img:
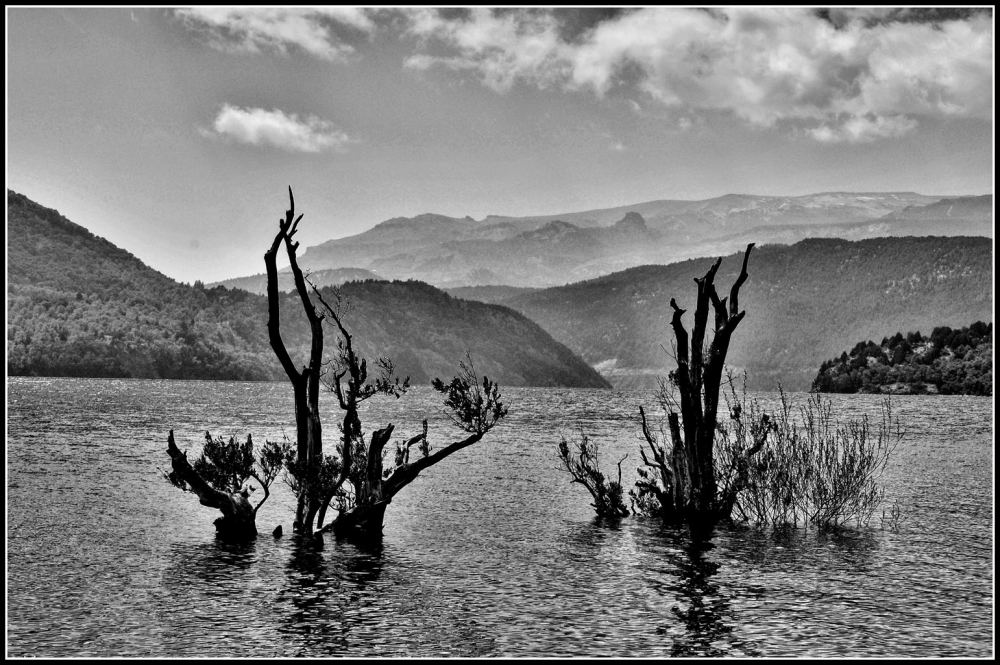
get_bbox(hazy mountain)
[289,192,990,288]
[208,267,381,295]
[497,236,993,392]
[884,194,992,222]
[6,190,609,388]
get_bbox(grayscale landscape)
[6,6,994,659]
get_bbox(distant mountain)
[812,321,992,396]
[208,267,380,295]
[883,194,992,222]
[288,192,991,288]
[497,236,993,391]
[6,190,609,388]
[298,210,662,287]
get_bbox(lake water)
[6,377,994,657]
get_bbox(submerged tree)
[559,244,757,524]
[557,431,629,518]
[628,244,756,523]
[165,431,291,538]
[561,243,903,529]
[266,188,508,538]
[166,188,508,540]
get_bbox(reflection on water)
[7,378,994,657]
[278,537,386,657]
[656,528,753,657]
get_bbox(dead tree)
[315,346,508,539]
[266,188,508,538]
[264,187,331,534]
[630,243,756,524]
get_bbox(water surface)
[6,378,993,657]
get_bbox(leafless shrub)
[716,374,903,528]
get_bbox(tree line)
[811,321,992,395]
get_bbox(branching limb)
[165,430,256,534]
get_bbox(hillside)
[444,285,540,304]
[498,237,993,391]
[812,322,992,395]
[6,190,610,388]
[285,192,991,288]
[207,267,380,295]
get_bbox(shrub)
[716,376,902,528]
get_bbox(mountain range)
[7,190,609,388]
[462,236,993,391]
[9,189,992,393]
[223,191,994,289]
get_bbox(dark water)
[6,377,994,657]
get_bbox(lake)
[6,377,994,657]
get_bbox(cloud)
[808,114,918,143]
[206,105,352,153]
[403,8,993,141]
[404,8,569,92]
[174,7,376,60]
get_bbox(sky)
[6,7,995,284]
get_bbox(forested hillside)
[503,237,993,391]
[207,267,380,295]
[6,190,610,388]
[812,322,992,395]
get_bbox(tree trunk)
[264,188,327,535]
[328,500,391,540]
[320,424,481,539]
[639,243,755,524]
[166,430,257,539]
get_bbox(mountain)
[444,285,540,304]
[208,267,380,295]
[287,192,991,288]
[496,236,993,391]
[298,210,663,287]
[6,190,610,388]
[883,194,992,222]
[811,321,992,396]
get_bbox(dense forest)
[6,190,609,388]
[502,236,993,391]
[811,322,993,395]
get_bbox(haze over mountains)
[7,190,609,388]
[209,191,992,291]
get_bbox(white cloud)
[404,8,568,92]
[809,114,919,143]
[207,105,352,153]
[174,7,376,60]
[403,8,993,142]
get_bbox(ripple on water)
[6,378,994,657]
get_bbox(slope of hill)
[812,322,992,395]
[6,190,610,388]
[207,267,380,295]
[444,285,540,304]
[286,192,990,288]
[500,237,993,391]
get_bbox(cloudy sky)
[7,7,994,283]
